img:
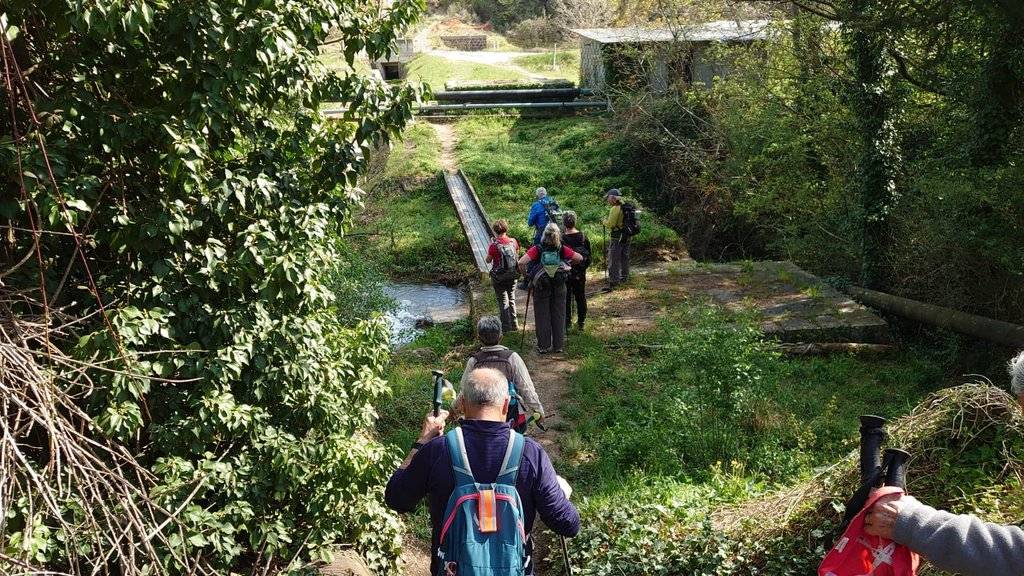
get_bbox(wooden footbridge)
[443,169,494,274]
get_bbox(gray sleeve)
[510,352,544,416]
[893,498,1024,576]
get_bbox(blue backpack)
[437,428,527,576]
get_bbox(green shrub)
[507,18,564,48]
[1,0,421,572]
[565,302,944,488]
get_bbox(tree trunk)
[970,22,1022,165]
[847,0,902,289]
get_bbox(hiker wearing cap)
[862,491,1024,575]
[603,188,630,291]
[486,219,521,332]
[527,187,556,246]
[384,367,580,576]
[518,223,584,354]
[459,316,544,431]
[561,211,591,332]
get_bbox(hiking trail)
[432,122,458,172]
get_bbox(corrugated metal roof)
[572,19,774,44]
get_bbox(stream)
[383,283,469,347]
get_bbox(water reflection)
[383,283,468,346]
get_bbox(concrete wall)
[690,44,731,88]
[440,35,488,51]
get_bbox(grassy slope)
[405,53,531,91]
[356,122,473,281]
[512,50,580,83]
[454,116,682,261]
[317,41,372,77]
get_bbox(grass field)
[404,53,531,91]
[512,50,580,83]
[454,116,682,261]
[355,122,474,281]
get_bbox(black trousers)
[565,274,587,328]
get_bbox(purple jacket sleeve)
[384,438,439,513]
[530,444,580,537]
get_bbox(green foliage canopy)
[2,0,422,572]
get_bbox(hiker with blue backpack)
[527,187,562,246]
[459,316,544,433]
[384,367,580,576]
[518,224,584,354]
[486,219,521,332]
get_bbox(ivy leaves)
[3,0,420,572]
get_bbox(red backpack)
[819,486,920,576]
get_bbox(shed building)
[372,37,422,80]
[573,20,773,93]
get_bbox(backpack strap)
[495,430,525,485]
[446,428,476,487]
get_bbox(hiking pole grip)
[431,370,444,417]
[859,415,887,485]
[883,448,911,490]
[842,415,888,526]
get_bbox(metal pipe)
[845,285,1024,347]
[434,88,593,102]
[415,101,609,113]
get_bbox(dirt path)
[432,121,458,172]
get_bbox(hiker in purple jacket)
[385,367,580,575]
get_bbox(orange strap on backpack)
[819,486,920,576]
[478,489,497,533]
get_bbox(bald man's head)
[463,367,510,408]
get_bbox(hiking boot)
[537,348,551,355]
[600,285,615,293]
[553,348,564,354]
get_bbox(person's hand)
[863,492,905,539]
[418,410,449,444]
[556,475,573,500]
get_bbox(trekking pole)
[602,224,608,281]
[431,370,444,417]
[882,448,911,489]
[560,535,574,576]
[520,287,533,351]
[842,415,888,525]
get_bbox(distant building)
[572,20,774,93]
[372,38,422,80]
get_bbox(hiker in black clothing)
[486,219,521,332]
[561,211,591,331]
[518,224,583,354]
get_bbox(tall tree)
[1,0,421,573]
[845,0,903,288]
